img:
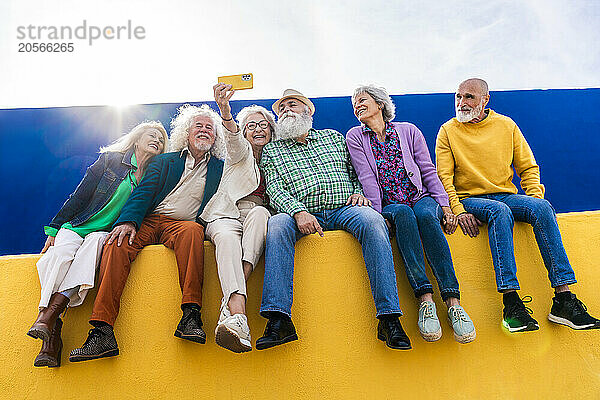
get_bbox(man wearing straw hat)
[256,89,412,351]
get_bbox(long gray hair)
[100,121,169,154]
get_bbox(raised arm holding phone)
[199,82,274,353]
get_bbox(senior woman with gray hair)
[201,83,274,353]
[27,121,168,367]
[346,85,476,344]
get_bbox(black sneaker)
[502,295,539,333]
[548,293,600,330]
[69,325,119,362]
[174,304,206,344]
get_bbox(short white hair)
[100,121,169,154]
[169,104,226,160]
[236,105,277,138]
[352,84,396,122]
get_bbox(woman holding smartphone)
[200,83,274,352]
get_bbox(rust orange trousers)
[90,214,205,326]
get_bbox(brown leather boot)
[34,318,63,367]
[27,292,69,342]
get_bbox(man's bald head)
[459,78,489,96]
[455,78,490,123]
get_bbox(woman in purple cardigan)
[346,85,475,344]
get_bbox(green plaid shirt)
[260,128,363,216]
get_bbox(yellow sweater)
[435,109,545,215]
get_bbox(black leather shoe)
[174,304,206,344]
[377,316,411,350]
[256,314,298,350]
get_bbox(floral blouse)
[366,123,419,207]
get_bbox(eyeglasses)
[245,120,270,131]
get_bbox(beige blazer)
[199,127,260,223]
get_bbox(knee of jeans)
[361,207,389,228]
[388,205,416,225]
[530,199,555,221]
[489,203,514,224]
[414,206,439,225]
[267,213,295,236]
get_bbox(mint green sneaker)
[447,305,476,344]
[418,301,442,342]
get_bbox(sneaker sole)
[255,333,298,350]
[69,348,119,363]
[419,327,442,342]
[215,324,252,353]
[454,329,476,344]
[547,313,600,330]
[502,319,539,333]
[174,329,206,344]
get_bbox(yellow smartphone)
[218,73,253,90]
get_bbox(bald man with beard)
[255,89,411,351]
[436,78,600,333]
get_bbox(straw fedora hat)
[272,89,315,116]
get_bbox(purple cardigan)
[346,122,450,213]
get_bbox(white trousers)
[36,228,108,309]
[205,202,270,301]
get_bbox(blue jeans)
[461,193,577,292]
[383,196,460,301]
[260,205,403,318]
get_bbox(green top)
[259,128,362,216]
[44,153,139,238]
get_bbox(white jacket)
[199,127,261,223]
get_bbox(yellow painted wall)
[1,211,599,399]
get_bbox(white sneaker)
[218,297,231,324]
[418,301,442,342]
[447,305,476,344]
[215,313,252,353]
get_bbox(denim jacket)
[48,149,136,230]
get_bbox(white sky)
[1,0,599,109]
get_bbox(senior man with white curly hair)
[70,104,226,362]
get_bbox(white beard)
[456,99,484,123]
[277,110,313,140]
[197,143,212,152]
[189,139,212,153]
